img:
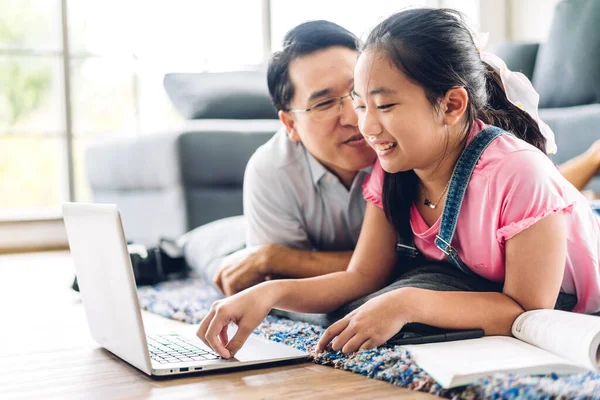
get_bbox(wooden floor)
[0,251,437,400]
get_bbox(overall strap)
[434,126,506,274]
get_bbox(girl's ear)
[279,110,301,142]
[441,87,469,126]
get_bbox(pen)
[388,329,484,345]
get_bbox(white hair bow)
[474,32,557,155]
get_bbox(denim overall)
[396,126,506,272]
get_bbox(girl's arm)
[271,202,399,313]
[317,212,567,353]
[197,202,399,358]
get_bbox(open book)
[404,309,600,388]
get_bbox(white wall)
[468,0,560,45]
[440,0,511,46]
[479,0,509,45]
[508,0,561,42]
[439,0,481,29]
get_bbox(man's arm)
[262,245,352,278]
[215,151,355,295]
[214,245,353,296]
[243,151,355,278]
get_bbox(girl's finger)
[218,323,229,347]
[358,338,379,352]
[196,308,216,346]
[331,322,358,352]
[316,318,350,353]
[341,333,368,355]
[205,311,232,358]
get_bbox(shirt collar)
[305,147,374,188]
[305,148,328,186]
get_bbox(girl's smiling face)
[352,49,450,174]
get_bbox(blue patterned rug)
[137,279,600,399]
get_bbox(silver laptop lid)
[62,202,152,374]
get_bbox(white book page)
[405,336,583,388]
[512,309,600,370]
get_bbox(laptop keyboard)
[147,333,221,364]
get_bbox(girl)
[197,9,600,359]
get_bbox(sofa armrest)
[541,104,600,193]
[85,131,186,246]
[488,42,540,81]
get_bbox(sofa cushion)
[164,71,278,120]
[532,0,600,108]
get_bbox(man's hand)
[214,244,279,296]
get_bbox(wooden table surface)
[0,251,437,399]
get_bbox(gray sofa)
[85,0,599,246]
[491,0,600,190]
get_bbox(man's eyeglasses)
[288,93,353,121]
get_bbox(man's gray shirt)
[244,128,372,251]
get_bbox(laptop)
[62,202,307,377]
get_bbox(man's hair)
[267,20,359,112]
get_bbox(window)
[0,0,65,218]
[0,0,265,219]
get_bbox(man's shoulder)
[247,127,307,177]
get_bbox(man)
[211,20,376,297]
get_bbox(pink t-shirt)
[363,120,600,314]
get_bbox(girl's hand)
[316,289,410,354]
[196,283,276,358]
